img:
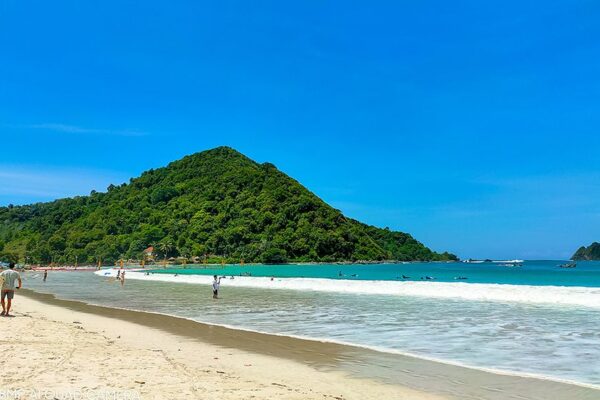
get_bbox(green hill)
[572,242,600,261]
[0,147,457,265]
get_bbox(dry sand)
[0,296,441,400]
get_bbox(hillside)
[0,147,457,265]
[572,242,600,261]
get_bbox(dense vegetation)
[572,243,600,261]
[0,147,457,265]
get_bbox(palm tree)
[157,240,174,260]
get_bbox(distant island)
[572,242,600,261]
[0,147,457,265]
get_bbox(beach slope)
[0,296,440,400]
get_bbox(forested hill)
[0,147,457,264]
[572,243,600,261]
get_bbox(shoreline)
[4,291,439,400]
[13,288,600,400]
[24,258,592,270]
[24,260,460,270]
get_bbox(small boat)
[558,262,577,269]
[500,262,522,267]
[494,259,524,264]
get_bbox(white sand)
[0,296,443,400]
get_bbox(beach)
[1,293,440,400]
[29,264,600,388]
[2,289,599,400]
[3,1,597,399]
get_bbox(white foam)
[96,269,600,309]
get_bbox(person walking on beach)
[212,275,221,299]
[1,263,22,317]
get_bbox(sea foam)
[96,269,600,309]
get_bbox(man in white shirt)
[212,275,221,299]
[1,263,22,317]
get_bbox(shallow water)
[22,261,600,388]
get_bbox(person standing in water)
[43,270,48,282]
[120,270,126,286]
[1,263,22,317]
[212,275,221,299]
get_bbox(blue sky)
[1,1,599,259]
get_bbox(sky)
[1,1,599,260]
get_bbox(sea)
[22,260,600,388]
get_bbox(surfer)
[1,263,22,317]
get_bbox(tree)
[157,239,174,260]
[261,248,288,264]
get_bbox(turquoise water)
[21,261,600,388]
[150,260,600,287]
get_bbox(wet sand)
[4,289,599,400]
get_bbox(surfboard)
[0,274,4,290]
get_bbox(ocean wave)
[33,280,600,390]
[96,269,600,309]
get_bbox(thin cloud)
[0,166,128,204]
[26,123,147,137]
